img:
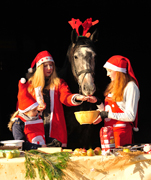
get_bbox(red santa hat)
[17,78,39,113]
[103,55,139,131]
[28,50,54,73]
[103,55,139,87]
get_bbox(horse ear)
[71,29,78,44]
[90,29,99,42]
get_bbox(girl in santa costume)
[26,50,97,147]
[93,55,140,148]
[8,78,47,150]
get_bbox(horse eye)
[74,55,78,59]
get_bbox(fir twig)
[24,150,71,180]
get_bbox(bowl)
[74,110,100,125]
[0,140,24,147]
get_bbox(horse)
[58,29,103,150]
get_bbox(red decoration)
[68,18,82,36]
[82,18,99,36]
[68,18,99,37]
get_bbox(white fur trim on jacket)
[49,87,55,136]
[71,94,83,105]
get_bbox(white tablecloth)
[0,153,151,180]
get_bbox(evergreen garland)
[24,150,71,180]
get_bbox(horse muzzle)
[79,73,96,96]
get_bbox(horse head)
[67,29,99,96]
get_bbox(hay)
[96,151,148,173]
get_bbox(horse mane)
[57,45,80,94]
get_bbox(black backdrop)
[0,1,150,144]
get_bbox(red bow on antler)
[68,18,99,37]
[68,18,82,36]
[82,18,99,36]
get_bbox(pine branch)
[24,150,71,180]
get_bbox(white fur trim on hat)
[36,56,54,68]
[103,62,127,73]
[28,67,33,73]
[18,102,39,113]
[20,78,26,84]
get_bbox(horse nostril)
[83,84,86,91]
[83,84,96,95]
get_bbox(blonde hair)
[28,63,60,96]
[8,111,19,131]
[104,72,135,101]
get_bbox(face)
[25,107,38,117]
[72,47,96,95]
[106,68,116,81]
[43,61,54,77]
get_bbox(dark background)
[0,1,150,144]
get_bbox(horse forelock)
[79,47,96,58]
[68,37,96,73]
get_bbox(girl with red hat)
[93,55,140,148]
[26,50,97,147]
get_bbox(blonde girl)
[26,51,97,147]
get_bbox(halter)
[77,69,94,94]
[72,45,94,94]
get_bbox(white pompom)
[28,67,33,73]
[133,127,139,132]
[20,78,26,84]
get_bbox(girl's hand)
[37,103,46,111]
[75,95,98,103]
[75,95,88,101]
[93,115,102,125]
[86,96,97,103]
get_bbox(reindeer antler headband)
[68,18,99,38]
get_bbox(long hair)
[28,63,60,96]
[8,110,19,131]
[104,71,136,101]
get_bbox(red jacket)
[16,79,80,147]
[46,79,80,147]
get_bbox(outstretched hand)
[75,95,88,101]
[75,95,98,103]
[86,95,97,103]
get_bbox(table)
[0,153,151,180]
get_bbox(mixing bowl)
[74,110,100,125]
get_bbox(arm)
[59,79,101,106]
[58,79,84,106]
[12,119,42,150]
[93,82,140,124]
[108,82,140,122]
